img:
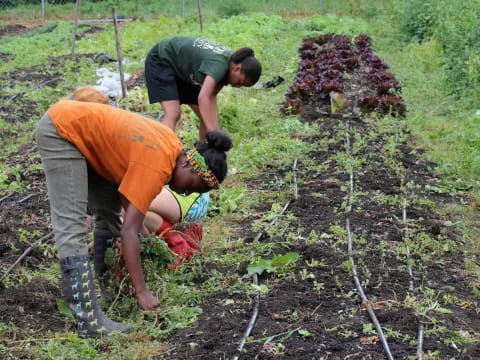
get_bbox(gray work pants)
[36,112,122,258]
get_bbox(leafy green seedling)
[248,252,300,276]
[56,298,74,318]
[298,329,314,338]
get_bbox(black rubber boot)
[93,233,117,302]
[61,255,131,336]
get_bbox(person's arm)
[120,195,150,237]
[121,199,160,310]
[197,75,223,139]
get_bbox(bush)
[435,0,480,98]
[217,0,247,18]
[398,0,437,42]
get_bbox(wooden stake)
[197,0,203,32]
[112,7,127,99]
[71,0,81,55]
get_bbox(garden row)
[167,34,480,358]
[281,33,406,117]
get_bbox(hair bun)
[206,131,233,152]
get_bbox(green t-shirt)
[156,36,233,87]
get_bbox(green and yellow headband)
[186,149,220,190]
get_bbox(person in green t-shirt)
[145,36,262,140]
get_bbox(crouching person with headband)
[143,151,212,269]
[36,98,232,336]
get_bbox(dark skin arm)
[120,195,160,310]
[119,196,150,237]
[197,75,223,140]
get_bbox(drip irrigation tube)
[0,231,54,283]
[402,196,424,359]
[232,158,298,360]
[402,198,414,292]
[8,77,62,102]
[417,325,424,360]
[17,193,39,204]
[0,192,14,203]
[344,122,394,360]
[293,158,298,199]
[231,273,259,360]
[395,116,424,359]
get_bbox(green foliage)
[218,102,240,133]
[42,333,98,360]
[1,2,480,358]
[298,328,314,338]
[56,298,74,318]
[433,0,480,98]
[248,252,300,276]
[140,235,176,274]
[398,0,436,42]
[209,187,245,216]
[0,164,25,192]
[390,0,480,101]
[217,0,247,18]
[307,14,370,38]
[0,22,74,73]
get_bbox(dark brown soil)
[0,277,65,335]
[0,24,29,38]
[125,69,146,89]
[152,41,480,359]
[159,128,480,359]
[1,32,479,360]
[0,52,15,62]
[75,24,105,40]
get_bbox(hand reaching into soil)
[137,289,160,310]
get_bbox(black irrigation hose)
[232,158,297,360]
[0,192,40,205]
[17,193,39,204]
[7,77,63,101]
[344,121,394,360]
[231,270,259,360]
[0,231,54,283]
[0,192,14,203]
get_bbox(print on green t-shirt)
[157,36,233,86]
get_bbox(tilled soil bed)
[1,32,479,360]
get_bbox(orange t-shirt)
[48,100,183,215]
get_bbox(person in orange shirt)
[36,99,232,336]
[70,86,208,275]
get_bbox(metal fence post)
[42,0,47,20]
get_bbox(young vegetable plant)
[248,252,300,278]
